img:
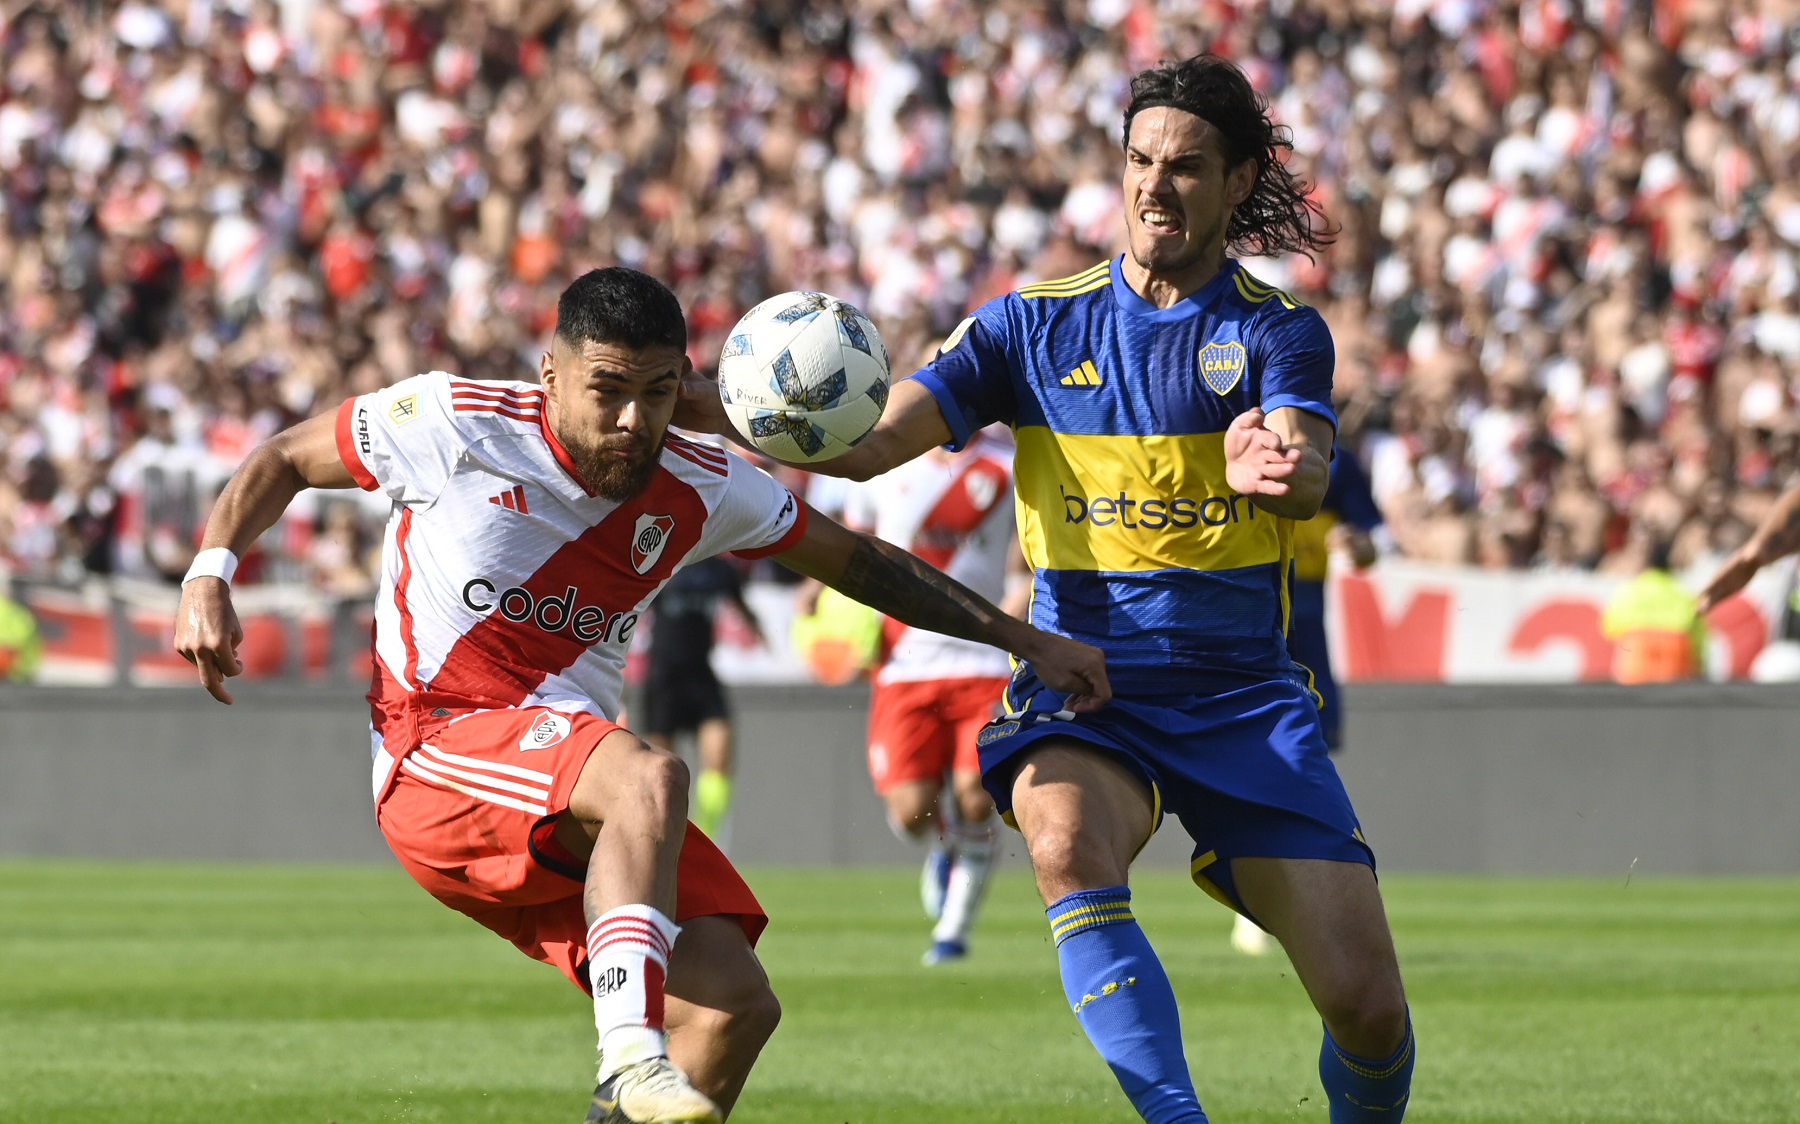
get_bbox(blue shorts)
[977,667,1374,918]
[1288,580,1341,750]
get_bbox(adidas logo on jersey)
[1060,360,1102,387]
[488,485,530,513]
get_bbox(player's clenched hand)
[174,578,245,704]
[1018,630,1111,713]
[672,367,731,436]
[1223,408,1304,496]
[1697,543,1765,615]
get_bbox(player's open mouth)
[1140,207,1183,235]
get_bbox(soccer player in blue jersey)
[686,54,1413,1123]
[1233,443,1382,956]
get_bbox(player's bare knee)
[731,982,782,1048]
[687,982,781,1053]
[1023,822,1118,898]
[887,792,936,833]
[643,750,691,814]
[1319,982,1408,1055]
[955,787,994,825]
[612,744,690,825]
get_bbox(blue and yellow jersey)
[1291,446,1382,583]
[911,256,1336,693]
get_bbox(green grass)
[1,863,1796,1122]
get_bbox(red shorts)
[376,707,767,993]
[865,676,1011,794]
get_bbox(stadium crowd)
[1,0,1797,588]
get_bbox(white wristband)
[182,547,240,586]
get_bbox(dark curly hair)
[1123,55,1335,259]
[557,267,688,352]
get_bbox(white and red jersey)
[843,439,1014,685]
[334,372,806,761]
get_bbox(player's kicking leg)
[566,728,735,1124]
[1233,858,1413,1121]
[1010,743,1209,1124]
[588,915,781,1122]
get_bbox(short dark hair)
[556,267,688,352]
[1123,55,1334,259]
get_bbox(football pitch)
[1,862,1796,1123]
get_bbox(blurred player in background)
[685,54,1414,1124]
[840,430,1023,965]
[1232,444,1382,956]
[639,556,762,839]
[175,267,1110,1124]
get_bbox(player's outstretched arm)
[1698,482,1800,613]
[676,372,951,481]
[773,504,1111,711]
[1224,406,1334,520]
[174,410,358,704]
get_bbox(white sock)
[587,905,680,1080]
[932,816,997,945]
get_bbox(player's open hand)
[174,578,245,704]
[672,367,731,436]
[1019,629,1111,713]
[1697,542,1765,615]
[1223,408,1303,496]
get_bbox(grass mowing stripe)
[0,861,1796,1122]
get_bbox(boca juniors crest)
[631,513,677,574]
[1198,341,1247,395]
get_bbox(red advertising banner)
[1326,561,1791,683]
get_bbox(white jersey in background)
[334,372,805,769]
[842,439,1015,684]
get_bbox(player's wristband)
[182,548,239,586]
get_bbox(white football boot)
[586,1057,722,1124]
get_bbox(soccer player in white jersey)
[173,268,1110,1124]
[840,433,1022,965]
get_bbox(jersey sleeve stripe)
[731,493,809,559]
[668,435,729,465]
[334,398,380,491]
[451,389,544,412]
[1021,274,1112,300]
[1018,260,1110,296]
[449,380,545,400]
[666,441,729,476]
[454,403,543,424]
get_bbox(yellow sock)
[695,769,733,836]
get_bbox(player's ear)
[1226,158,1256,208]
[539,349,556,389]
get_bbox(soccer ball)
[716,291,891,464]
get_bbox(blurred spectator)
[1601,532,1707,683]
[3,0,1799,590]
[0,585,39,681]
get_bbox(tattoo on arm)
[834,535,1012,647]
